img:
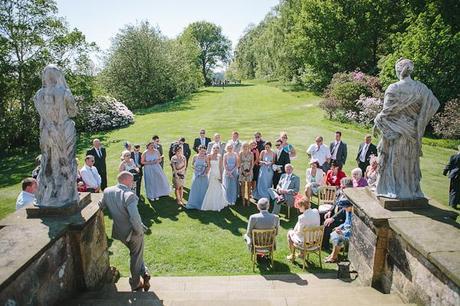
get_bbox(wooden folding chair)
[291,226,324,271]
[251,228,277,271]
[317,186,337,211]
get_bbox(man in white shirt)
[306,136,331,172]
[207,133,225,155]
[286,196,320,261]
[16,178,38,210]
[193,129,211,153]
[356,134,378,175]
[228,131,242,154]
[329,131,347,166]
[80,155,102,193]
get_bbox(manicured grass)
[0,81,456,276]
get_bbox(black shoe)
[142,273,151,292]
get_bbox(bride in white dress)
[201,144,229,211]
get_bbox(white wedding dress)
[201,158,228,211]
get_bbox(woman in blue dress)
[252,142,276,200]
[141,141,171,201]
[223,142,239,205]
[186,145,209,210]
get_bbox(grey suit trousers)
[122,233,148,287]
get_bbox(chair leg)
[319,251,322,269]
[302,253,306,271]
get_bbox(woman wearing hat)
[305,159,325,198]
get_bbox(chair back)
[318,186,337,205]
[252,228,276,249]
[302,226,324,250]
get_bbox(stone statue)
[34,64,79,207]
[374,58,439,200]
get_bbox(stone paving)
[68,273,415,306]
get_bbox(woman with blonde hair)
[286,196,320,261]
[239,141,254,206]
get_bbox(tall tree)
[0,0,96,150]
[182,21,231,85]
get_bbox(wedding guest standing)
[239,142,254,206]
[254,132,265,153]
[228,131,242,154]
[142,141,170,202]
[169,137,191,167]
[356,135,377,176]
[223,143,239,205]
[307,136,331,172]
[253,142,276,200]
[171,145,187,206]
[273,138,291,187]
[86,139,107,190]
[250,140,261,191]
[329,131,347,166]
[280,131,296,159]
[119,150,139,173]
[80,155,102,193]
[207,133,225,155]
[152,135,164,168]
[443,145,460,209]
[305,159,325,198]
[193,129,211,153]
[131,144,143,197]
[16,178,38,210]
[186,145,209,210]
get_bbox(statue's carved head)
[42,64,68,88]
[395,58,414,80]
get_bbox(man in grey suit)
[329,131,347,166]
[99,171,150,291]
[244,198,280,250]
[228,131,242,154]
[207,133,226,155]
[269,164,300,215]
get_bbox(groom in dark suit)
[329,131,347,167]
[193,129,211,153]
[86,138,107,190]
[356,135,378,175]
[131,144,143,197]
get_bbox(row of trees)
[232,0,460,105]
[0,0,232,153]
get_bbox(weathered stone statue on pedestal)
[373,58,439,208]
[34,64,79,208]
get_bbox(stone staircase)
[67,273,414,306]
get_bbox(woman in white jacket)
[305,159,325,197]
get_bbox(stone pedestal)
[26,192,92,218]
[0,193,110,306]
[377,196,429,210]
[344,187,460,306]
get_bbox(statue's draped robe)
[35,86,79,206]
[374,79,439,199]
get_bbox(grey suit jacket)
[276,173,300,206]
[245,210,279,246]
[100,184,146,242]
[330,141,347,165]
[207,141,226,155]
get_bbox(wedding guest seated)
[16,178,38,210]
[268,164,300,215]
[325,201,353,263]
[80,155,102,193]
[286,196,320,261]
[76,158,86,192]
[32,154,41,179]
[322,178,353,251]
[324,161,346,187]
[365,155,378,190]
[305,159,324,198]
[244,198,280,251]
[351,167,368,187]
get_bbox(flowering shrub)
[431,98,460,139]
[76,96,134,132]
[320,70,383,126]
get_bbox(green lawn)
[0,81,456,276]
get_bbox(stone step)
[68,275,414,306]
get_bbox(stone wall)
[0,194,110,306]
[345,188,460,306]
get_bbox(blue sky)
[56,0,279,51]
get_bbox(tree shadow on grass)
[0,152,37,188]
[134,95,197,116]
